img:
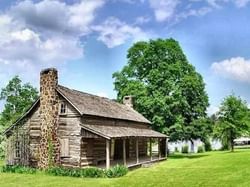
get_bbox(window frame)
[15,141,21,158]
[60,102,67,115]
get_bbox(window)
[15,141,20,158]
[60,102,67,114]
[60,138,69,157]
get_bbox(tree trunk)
[231,139,234,152]
[190,139,194,153]
[229,130,234,152]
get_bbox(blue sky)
[0,0,250,115]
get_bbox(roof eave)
[3,98,40,135]
[81,124,111,139]
[56,88,83,115]
[81,124,168,139]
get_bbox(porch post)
[106,139,110,169]
[123,139,126,166]
[136,138,139,164]
[111,139,115,161]
[158,138,161,159]
[166,138,168,157]
[150,138,153,161]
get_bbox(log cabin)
[4,68,167,169]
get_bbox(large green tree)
[0,76,38,127]
[113,39,209,142]
[0,76,39,158]
[214,95,250,151]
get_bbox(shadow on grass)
[168,154,209,159]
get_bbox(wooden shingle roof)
[57,85,151,124]
[81,124,167,139]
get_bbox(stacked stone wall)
[38,68,60,169]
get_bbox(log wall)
[58,96,81,167]
[80,137,107,167]
[6,96,157,168]
[29,105,41,166]
[6,104,40,167]
[6,96,83,168]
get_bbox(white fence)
[168,139,222,153]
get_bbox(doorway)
[114,139,129,159]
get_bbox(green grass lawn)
[1,149,250,187]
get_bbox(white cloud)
[148,0,250,24]
[177,7,212,20]
[149,0,180,22]
[11,29,39,42]
[234,0,250,7]
[206,0,225,8]
[191,0,250,8]
[135,16,151,25]
[211,57,250,83]
[189,0,229,8]
[92,17,151,48]
[0,0,104,86]
[112,0,145,3]
[10,0,104,35]
[206,0,250,8]
[69,0,104,33]
[207,105,219,115]
[148,0,219,23]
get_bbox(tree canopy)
[214,95,250,151]
[113,38,209,141]
[0,76,38,158]
[0,76,38,127]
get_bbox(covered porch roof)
[81,124,167,139]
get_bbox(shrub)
[197,146,205,153]
[220,137,230,151]
[181,145,189,154]
[45,167,82,177]
[204,141,212,152]
[81,167,105,178]
[174,147,179,153]
[105,165,128,178]
[1,165,36,174]
[1,164,127,178]
[50,165,128,178]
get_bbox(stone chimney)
[38,68,60,169]
[123,96,134,108]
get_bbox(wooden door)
[114,139,122,159]
[114,139,129,159]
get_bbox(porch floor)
[98,155,166,169]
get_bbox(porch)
[81,124,168,169]
[98,155,167,169]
